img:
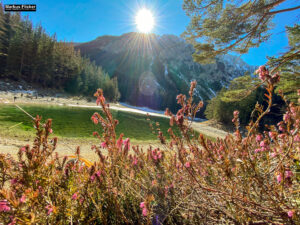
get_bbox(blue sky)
[2,0,300,66]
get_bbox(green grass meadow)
[0,104,176,141]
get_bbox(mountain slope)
[76,32,255,114]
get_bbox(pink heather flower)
[79,198,84,204]
[256,134,263,142]
[164,109,169,116]
[78,166,84,173]
[132,157,138,166]
[294,135,300,142]
[0,200,11,212]
[117,138,123,149]
[242,138,247,145]
[259,73,265,81]
[90,175,95,182]
[91,115,98,125]
[290,107,296,114]
[260,141,266,148]
[20,146,26,152]
[96,96,105,105]
[279,125,285,132]
[288,210,294,218]
[268,132,275,139]
[278,134,286,139]
[49,129,53,134]
[233,110,239,117]
[271,152,277,158]
[285,170,293,178]
[255,148,261,153]
[255,66,263,75]
[45,204,54,215]
[140,202,145,208]
[100,142,107,148]
[123,138,130,149]
[10,178,18,185]
[96,97,101,105]
[142,207,148,217]
[277,174,282,183]
[72,192,78,200]
[283,113,290,122]
[96,171,101,177]
[298,89,300,96]
[157,152,162,159]
[151,180,156,186]
[20,194,26,203]
[185,162,191,168]
[255,65,269,81]
[234,130,240,138]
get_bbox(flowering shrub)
[0,67,299,224]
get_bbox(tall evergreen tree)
[270,25,300,102]
[0,5,11,75]
[182,0,300,64]
[0,9,120,101]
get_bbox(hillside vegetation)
[0,5,120,101]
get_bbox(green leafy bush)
[205,75,264,125]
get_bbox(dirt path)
[0,136,98,160]
[0,135,163,161]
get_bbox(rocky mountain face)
[75,32,255,114]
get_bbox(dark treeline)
[0,4,120,101]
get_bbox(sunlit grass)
[0,104,177,141]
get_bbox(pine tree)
[5,13,23,79]
[1,10,120,101]
[0,3,6,75]
[182,0,300,64]
[271,25,300,102]
[0,5,12,76]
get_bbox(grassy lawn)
[0,104,177,141]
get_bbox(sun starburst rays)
[135,8,155,33]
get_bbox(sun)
[135,8,155,33]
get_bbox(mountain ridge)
[75,32,256,114]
